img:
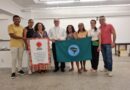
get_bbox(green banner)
[55,37,92,62]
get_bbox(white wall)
[0,0,24,17]
[0,15,130,43]
[34,16,130,43]
[0,0,130,43]
[0,19,11,40]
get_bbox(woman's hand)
[97,46,101,52]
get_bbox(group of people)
[8,15,116,79]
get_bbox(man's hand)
[22,37,27,42]
[51,39,55,42]
[57,39,61,41]
[111,42,115,48]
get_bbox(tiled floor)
[0,56,130,90]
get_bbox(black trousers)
[91,46,99,70]
[52,43,65,70]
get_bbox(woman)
[77,23,88,72]
[32,22,49,73]
[23,19,35,74]
[88,19,100,72]
[33,22,48,38]
[66,25,81,73]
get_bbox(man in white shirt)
[49,19,66,72]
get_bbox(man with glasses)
[49,19,66,72]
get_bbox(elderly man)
[49,19,66,72]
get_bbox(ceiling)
[12,0,130,9]
[6,0,130,19]
[0,9,13,15]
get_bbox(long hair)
[78,23,86,33]
[34,22,45,32]
[90,19,97,32]
[66,25,75,35]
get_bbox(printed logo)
[36,42,42,50]
[68,45,80,57]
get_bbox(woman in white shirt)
[88,19,101,72]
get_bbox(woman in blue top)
[32,22,49,73]
[66,25,81,73]
[33,22,48,38]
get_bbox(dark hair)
[99,16,106,21]
[28,19,33,22]
[66,25,75,34]
[90,19,97,31]
[78,23,86,33]
[13,15,20,20]
[34,22,45,32]
[99,15,105,18]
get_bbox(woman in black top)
[23,19,34,74]
[24,19,34,39]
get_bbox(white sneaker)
[90,69,97,73]
[28,70,32,75]
[100,68,108,72]
[107,71,113,77]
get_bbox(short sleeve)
[8,25,14,34]
[97,28,101,34]
[88,30,91,37]
[44,31,48,38]
[48,28,53,39]
[60,28,66,40]
[86,31,88,37]
[110,24,115,33]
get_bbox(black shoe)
[42,70,48,73]
[38,70,42,74]
[61,69,65,72]
[11,73,16,79]
[53,69,59,72]
[18,70,24,75]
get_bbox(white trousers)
[26,50,31,72]
[11,47,24,73]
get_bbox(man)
[49,19,66,72]
[99,16,116,77]
[8,15,25,79]
[23,19,34,74]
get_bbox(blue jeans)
[101,44,113,71]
